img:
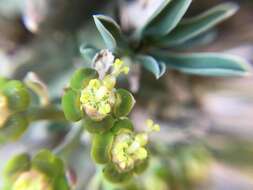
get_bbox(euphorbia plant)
[0,0,252,189]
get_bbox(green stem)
[87,167,103,190]
[28,106,66,122]
[53,125,83,157]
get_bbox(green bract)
[86,1,251,78]
[3,150,70,190]
[0,78,31,143]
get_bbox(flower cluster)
[62,50,160,183]
[0,78,31,143]
[2,150,70,190]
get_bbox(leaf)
[93,15,123,51]
[136,55,166,78]
[80,44,99,63]
[154,52,252,77]
[141,0,192,37]
[173,30,217,49]
[157,2,238,47]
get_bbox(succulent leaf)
[154,52,252,77]
[157,2,239,47]
[141,0,192,37]
[80,44,99,63]
[93,15,123,51]
[136,55,166,79]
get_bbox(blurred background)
[1,0,253,189]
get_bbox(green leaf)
[157,2,238,47]
[70,68,98,90]
[80,44,99,63]
[2,81,30,112]
[136,55,166,79]
[91,131,114,164]
[174,30,217,49]
[154,52,252,77]
[61,89,82,122]
[83,115,115,134]
[113,89,135,118]
[93,15,123,51]
[141,0,192,37]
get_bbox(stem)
[53,125,83,156]
[28,106,66,122]
[87,167,103,190]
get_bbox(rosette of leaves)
[81,0,251,79]
[61,65,135,134]
[0,77,31,143]
[91,118,150,183]
[2,149,70,190]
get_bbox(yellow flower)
[111,130,149,172]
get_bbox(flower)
[62,52,134,130]
[2,150,70,190]
[111,129,148,172]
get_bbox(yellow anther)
[112,58,129,77]
[88,79,101,89]
[146,119,160,132]
[135,148,148,160]
[135,133,148,146]
[103,75,116,90]
[114,58,123,68]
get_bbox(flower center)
[111,130,148,172]
[80,79,115,120]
